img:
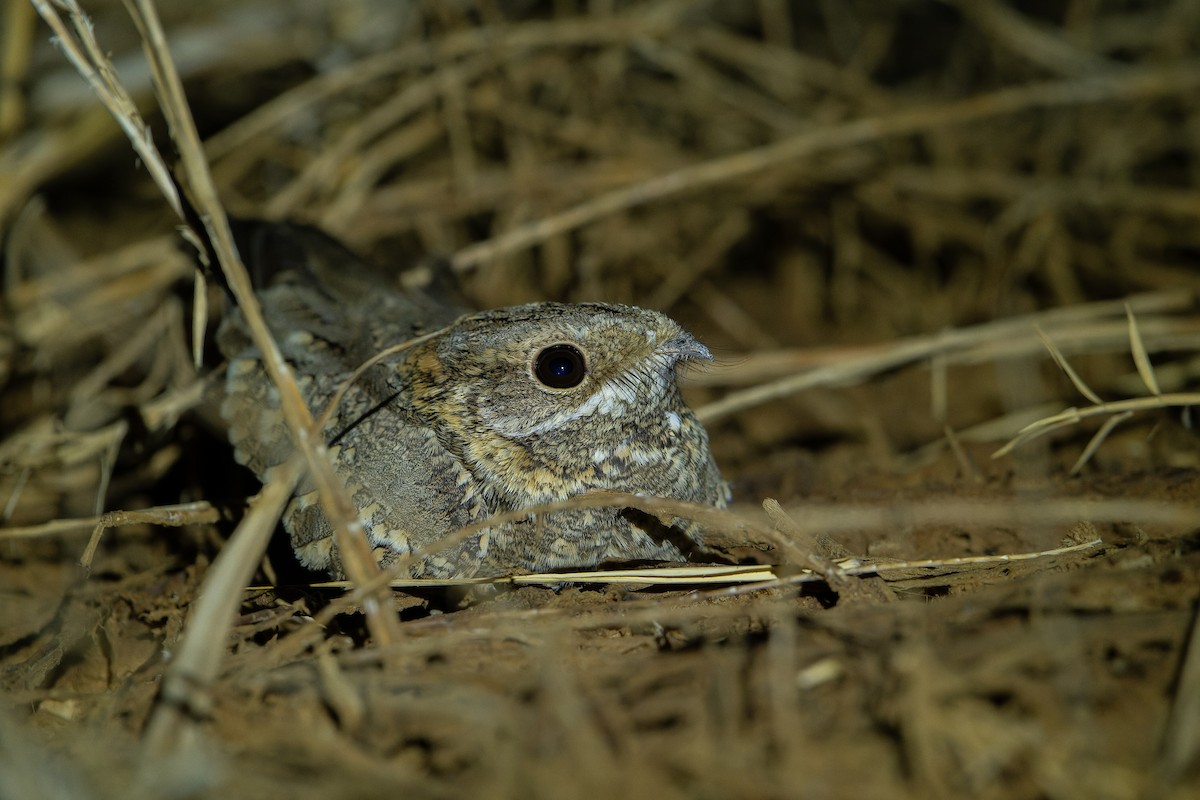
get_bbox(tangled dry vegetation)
[2,1,1200,798]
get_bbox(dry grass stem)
[0,0,36,139]
[1034,323,1102,405]
[993,393,1200,459]
[1157,604,1200,784]
[29,0,179,216]
[1069,410,1136,476]
[995,304,1197,465]
[0,501,219,541]
[451,65,1200,273]
[312,536,1101,590]
[1127,303,1163,397]
[123,0,398,645]
[697,289,1193,422]
[138,454,301,765]
[277,493,1188,593]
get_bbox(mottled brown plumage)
[217,221,728,578]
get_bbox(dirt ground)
[2,2,1200,798]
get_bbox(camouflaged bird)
[216,221,729,579]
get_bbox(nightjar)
[216,220,729,579]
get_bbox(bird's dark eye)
[533,344,587,389]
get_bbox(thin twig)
[139,455,302,764]
[285,536,1105,590]
[0,501,220,540]
[450,63,1200,272]
[993,393,1200,458]
[697,290,1192,423]
[29,0,180,216]
[121,0,400,645]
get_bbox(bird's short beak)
[659,330,712,363]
